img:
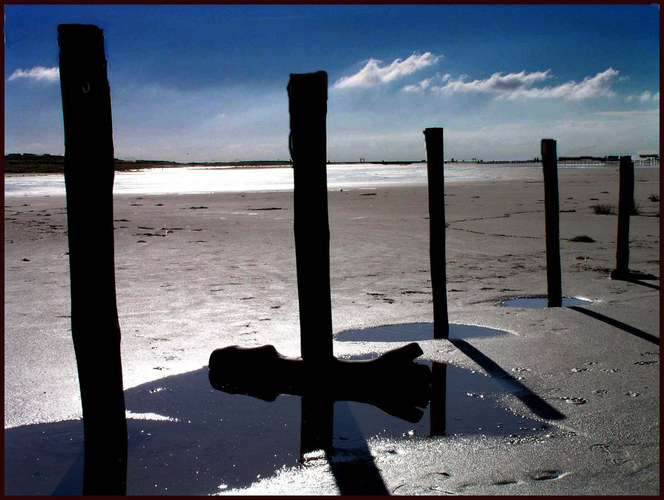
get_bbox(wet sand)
[4,166,660,494]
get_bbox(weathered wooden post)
[541,139,562,307]
[58,24,127,495]
[611,156,635,280]
[424,128,449,338]
[288,71,335,453]
[287,71,334,365]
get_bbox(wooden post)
[58,24,127,495]
[611,156,634,279]
[424,128,449,338]
[287,71,334,365]
[541,139,562,307]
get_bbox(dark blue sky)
[5,4,660,161]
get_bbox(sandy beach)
[4,165,659,494]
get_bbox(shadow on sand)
[611,271,660,291]
[570,306,660,346]
[336,322,565,421]
[5,354,553,495]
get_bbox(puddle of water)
[5,360,546,495]
[5,370,302,496]
[500,296,592,309]
[335,322,508,342]
[336,361,546,445]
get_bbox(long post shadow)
[613,271,659,291]
[449,339,565,421]
[570,306,659,345]
[627,279,660,291]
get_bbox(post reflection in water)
[209,342,433,494]
[300,396,334,457]
[296,361,448,494]
[208,342,432,424]
[208,343,459,494]
[429,361,447,437]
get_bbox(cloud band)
[8,66,60,83]
[333,52,440,89]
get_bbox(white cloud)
[403,77,434,93]
[333,52,440,89]
[405,68,621,101]
[627,90,660,102]
[519,67,620,100]
[7,66,60,83]
[441,70,552,94]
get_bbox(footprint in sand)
[493,479,519,486]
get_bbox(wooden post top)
[423,127,444,138]
[58,24,105,51]
[541,138,557,157]
[287,71,328,102]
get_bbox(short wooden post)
[287,71,334,364]
[58,24,127,495]
[611,156,635,279]
[424,128,449,339]
[541,139,562,307]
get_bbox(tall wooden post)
[287,71,334,365]
[611,156,635,279]
[541,139,562,307]
[424,128,449,339]
[58,24,127,495]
